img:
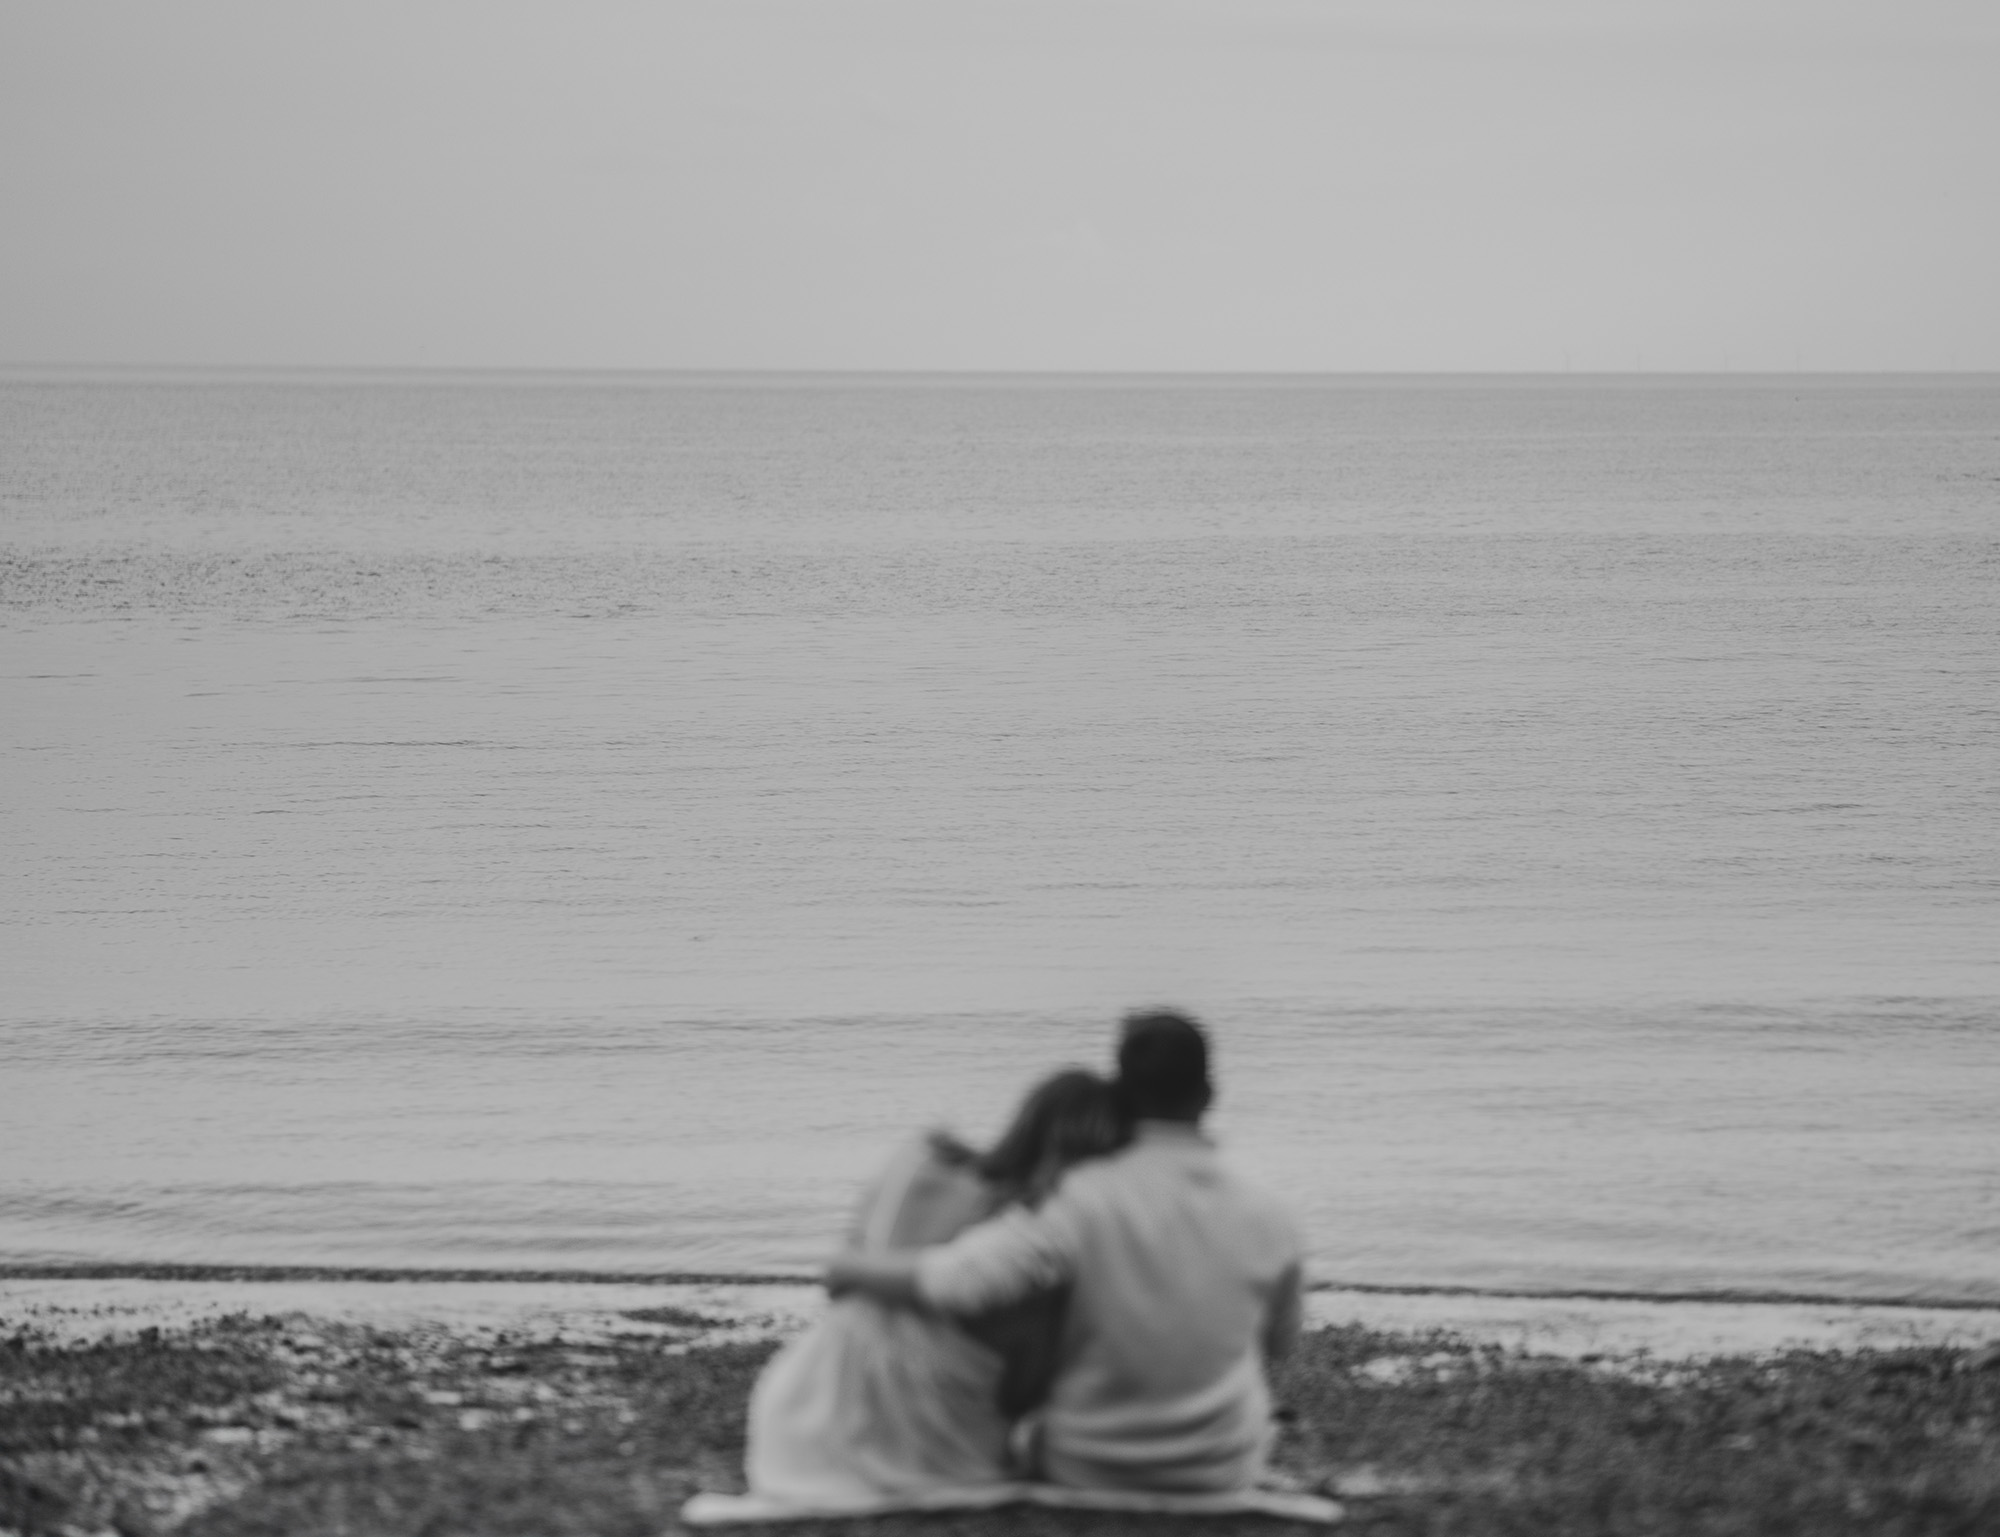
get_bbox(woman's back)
[746,1139,1013,1502]
[847,1137,997,1253]
[745,1072,1126,1505]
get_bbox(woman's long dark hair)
[974,1068,1127,1203]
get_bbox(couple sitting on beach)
[746,1010,1304,1504]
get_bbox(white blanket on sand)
[681,1483,1344,1525]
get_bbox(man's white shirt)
[915,1121,1302,1491]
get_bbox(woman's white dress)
[745,1139,1011,1503]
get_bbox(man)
[827,1009,1304,1492]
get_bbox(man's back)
[917,1122,1301,1492]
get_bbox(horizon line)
[5,362,1997,384]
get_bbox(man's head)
[1115,1009,1213,1123]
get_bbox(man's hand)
[1262,1260,1303,1368]
[925,1128,980,1167]
[824,1250,927,1310]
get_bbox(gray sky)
[3,0,1995,372]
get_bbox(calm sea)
[4,371,1997,1302]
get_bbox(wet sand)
[9,1269,2000,1359]
[7,1273,2000,1535]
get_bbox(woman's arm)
[824,1248,927,1309]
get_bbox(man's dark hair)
[1115,1009,1213,1122]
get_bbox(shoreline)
[10,1271,2000,1364]
[8,1260,1998,1312]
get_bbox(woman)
[745,1069,1126,1504]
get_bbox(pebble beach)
[7,1270,2000,1536]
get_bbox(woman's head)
[978,1068,1127,1201]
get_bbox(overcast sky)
[3,0,1995,372]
